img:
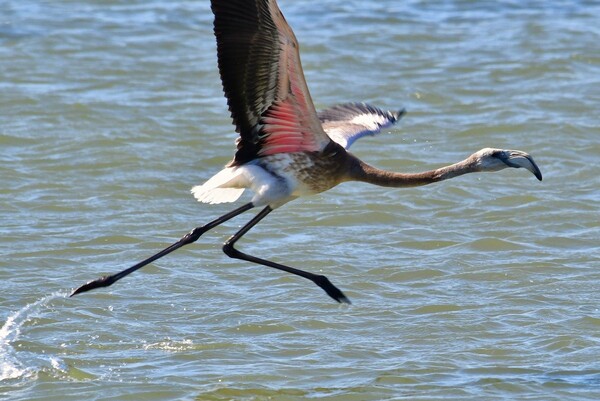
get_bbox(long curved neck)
[347,157,477,188]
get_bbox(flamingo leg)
[223,206,351,304]
[70,202,255,297]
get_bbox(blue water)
[1,1,599,400]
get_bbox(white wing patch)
[317,102,405,149]
[349,113,390,131]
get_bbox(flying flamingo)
[71,0,542,303]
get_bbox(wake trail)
[0,291,67,381]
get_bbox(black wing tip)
[318,102,406,125]
[393,108,407,121]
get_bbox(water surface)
[1,0,599,400]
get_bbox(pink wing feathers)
[211,0,331,166]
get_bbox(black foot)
[313,275,351,304]
[69,275,117,297]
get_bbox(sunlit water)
[1,1,599,400]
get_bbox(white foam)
[0,291,67,381]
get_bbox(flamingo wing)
[211,0,331,166]
[318,103,406,150]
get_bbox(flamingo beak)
[500,150,543,181]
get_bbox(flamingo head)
[471,148,543,181]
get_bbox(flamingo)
[71,0,542,304]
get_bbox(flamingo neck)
[348,158,477,188]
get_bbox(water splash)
[0,291,67,381]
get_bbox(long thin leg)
[70,202,255,297]
[222,206,351,304]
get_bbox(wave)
[0,291,67,382]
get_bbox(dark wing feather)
[318,103,406,149]
[211,0,330,165]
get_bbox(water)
[1,0,599,399]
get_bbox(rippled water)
[1,0,599,400]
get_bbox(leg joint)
[222,240,237,257]
[183,226,205,244]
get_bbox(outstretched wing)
[211,0,331,166]
[318,103,406,149]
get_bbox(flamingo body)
[71,0,542,303]
[196,0,542,214]
[192,142,349,208]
